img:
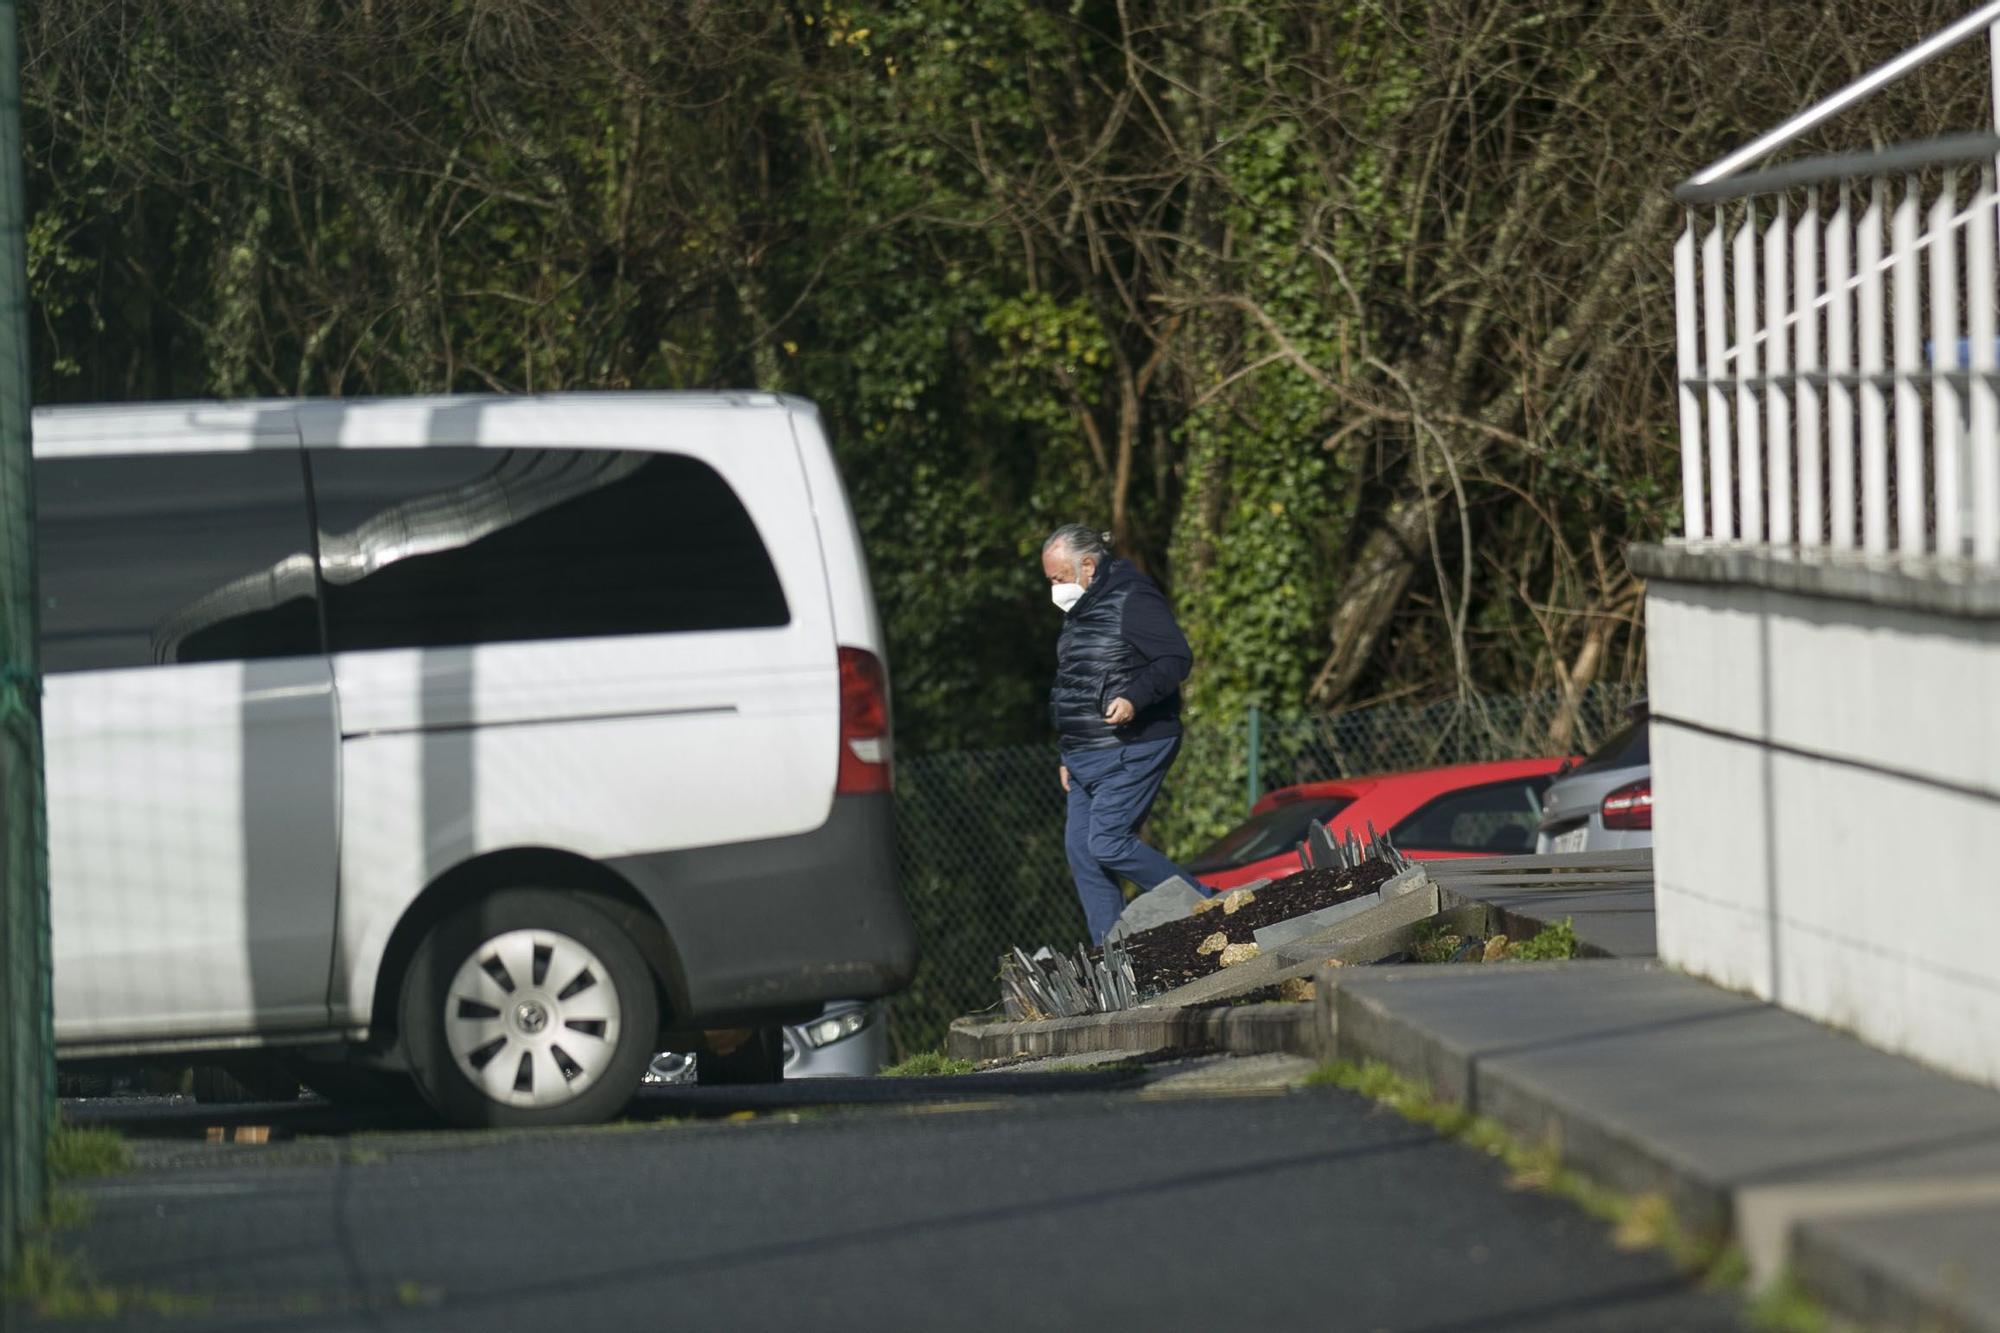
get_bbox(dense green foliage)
[18,0,1987,773]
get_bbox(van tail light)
[837,646,892,795]
[1600,779,1652,831]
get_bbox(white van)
[36,392,918,1127]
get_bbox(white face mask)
[1050,582,1085,613]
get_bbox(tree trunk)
[1307,494,1431,706]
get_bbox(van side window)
[35,452,323,672]
[306,448,789,652]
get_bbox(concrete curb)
[1319,963,1738,1238]
[1788,1205,2000,1333]
[947,1002,1316,1064]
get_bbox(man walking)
[1042,523,1205,944]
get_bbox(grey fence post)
[0,0,50,1283]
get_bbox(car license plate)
[1551,826,1590,854]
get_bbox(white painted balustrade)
[1674,5,2000,568]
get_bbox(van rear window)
[307,447,789,652]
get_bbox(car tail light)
[1600,778,1652,831]
[837,646,892,795]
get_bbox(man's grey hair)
[1042,523,1112,565]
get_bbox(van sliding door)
[39,448,340,1045]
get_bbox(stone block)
[1107,875,1208,942]
[1251,891,1384,950]
[1378,865,1432,900]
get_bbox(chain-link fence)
[884,683,1643,1058]
[888,745,1077,1058]
[1248,686,1644,796]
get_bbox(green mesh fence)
[1249,686,1644,794]
[887,745,1079,1058]
[0,0,50,1283]
[884,683,1642,1058]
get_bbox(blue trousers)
[1063,735,1198,944]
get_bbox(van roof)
[31,392,807,456]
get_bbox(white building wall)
[1645,571,2000,1089]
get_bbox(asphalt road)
[15,1061,1748,1332]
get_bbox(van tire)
[399,888,658,1128]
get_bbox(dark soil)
[1118,858,1397,996]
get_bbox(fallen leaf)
[1482,936,1512,963]
[1221,888,1257,916]
[1190,896,1223,915]
[1278,977,1316,1002]
[1196,931,1229,956]
[1218,942,1261,968]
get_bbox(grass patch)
[47,1125,132,1181]
[2,1240,211,1320]
[1745,1273,1843,1332]
[1511,917,1580,961]
[879,1051,976,1077]
[1307,1059,1737,1281]
[43,1190,92,1231]
[1402,914,1577,964]
[4,1127,230,1321]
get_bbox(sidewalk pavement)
[953,958,2000,1331]
[1327,960,2000,1331]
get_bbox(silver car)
[645,1000,887,1086]
[1535,704,1652,854]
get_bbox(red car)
[1185,757,1574,891]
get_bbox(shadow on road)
[59,1063,1160,1143]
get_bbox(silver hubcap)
[443,928,623,1109]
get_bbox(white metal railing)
[1674,4,2000,566]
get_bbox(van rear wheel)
[400,889,658,1128]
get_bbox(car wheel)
[696,1027,786,1086]
[399,888,659,1128]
